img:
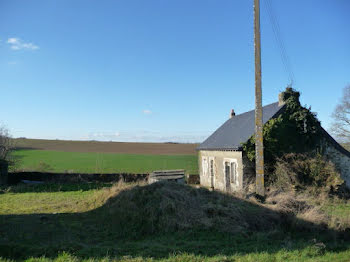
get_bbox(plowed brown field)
[13,138,198,155]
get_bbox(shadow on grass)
[0,182,349,260]
[7,172,148,188]
[0,182,113,193]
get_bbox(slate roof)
[197,102,286,151]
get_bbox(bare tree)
[331,85,350,141]
[0,125,11,162]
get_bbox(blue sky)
[0,0,349,143]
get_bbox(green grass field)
[11,150,198,174]
[0,186,109,215]
[2,141,350,261]
[0,182,350,261]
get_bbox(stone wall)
[324,141,350,188]
[198,150,243,192]
[8,172,149,185]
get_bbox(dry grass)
[271,153,344,193]
[98,181,350,235]
[263,188,350,231]
[95,181,284,237]
[299,205,328,226]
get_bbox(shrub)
[270,153,344,194]
[37,161,54,172]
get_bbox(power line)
[263,0,295,86]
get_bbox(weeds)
[0,181,349,261]
[270,153,344,195]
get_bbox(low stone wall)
[8,172,149,185]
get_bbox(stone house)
[197,92,350,193]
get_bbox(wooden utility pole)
[254,0,265,196]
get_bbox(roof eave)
[320,127,350,158]
[196,147,242,151]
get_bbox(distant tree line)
[0,125,11,163]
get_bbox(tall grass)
[0,182,349,261]
[2,249,350,262]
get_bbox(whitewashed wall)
[198,150,243,192]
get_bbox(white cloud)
[7,38,19,44]
[7,37,39,50]
[143,109,152,115]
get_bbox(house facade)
[198,150,244,192]
[197,93,350,192]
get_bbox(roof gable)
[197,102,285,151]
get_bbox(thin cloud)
[7,37,39,50]
[86,130,208,143]
[88,131,120,141]
[143,109,152,115]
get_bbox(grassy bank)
[11,150,198,174]
[0,182,350,261]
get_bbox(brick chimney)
[230,109,235,118]
[278,92,286,106]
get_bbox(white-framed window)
[230,162,237,185]
[202,157,208,177]
[223,158,239,186]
